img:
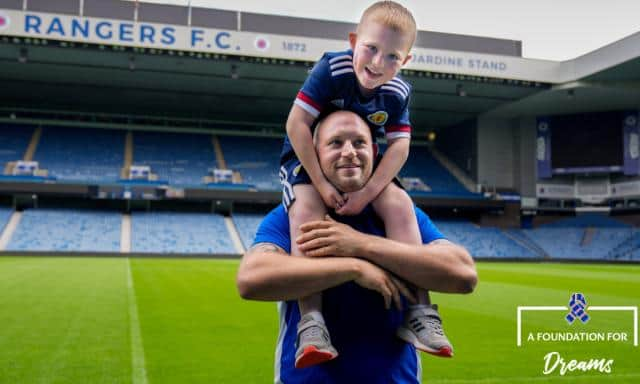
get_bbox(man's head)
[349,1,416,95]
[314,111,374,193]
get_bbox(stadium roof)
[0,1,638,135]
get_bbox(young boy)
[280,1,453,369]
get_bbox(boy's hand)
[335,187,373,216]
[353,259,416,310]
[317,180,346,209]
[297,215,364,258]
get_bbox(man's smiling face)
[315,111,374,193]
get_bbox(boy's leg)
[288,183,338,368]
[371,183,453,357]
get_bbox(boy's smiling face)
[349,21,413,96]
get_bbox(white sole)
[396,327,452,355]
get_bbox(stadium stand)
[132,131,217,186]
[6,209,121,252]
[623,239,640,261]
[131,212,236,254]
[0,206,13,232]
[216,136,482,195]
[502,229,548,258]
[521,214,633,260]
[435,219,539,258]
[217,135,281,190]
[0,124,33,165]
[607,230,640,260]
[32,127,124,183]
[232,213,265,250]
[400,146,479,197]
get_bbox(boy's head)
[349,1,416,95]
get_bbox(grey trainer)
[294,314,339,369]
[397,304,454,357]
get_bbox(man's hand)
[353,259,417,310]
[335,187,373,216]
[297,215,367,257]
[317,180,346,209]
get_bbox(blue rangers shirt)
[281,49,412,163]
[253,205,444,383]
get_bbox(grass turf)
[0,257,638,383]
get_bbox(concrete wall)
[515,117,538,197]
[476,116,538,196]
[477,117,514,189]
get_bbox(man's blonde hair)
[358,1,417,49]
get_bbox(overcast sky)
[131,0,640,61]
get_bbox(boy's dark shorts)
[279,155,405,211]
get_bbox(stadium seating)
[131,212,236,254]
[435,219,539,258]
[521,214,633,260]
[216,136,480,196]
[0,206,14,233]
[6,209,121,252]
[607,230,640,260]
[132,131,217,186]
[217,135,282,190]
[0,124,33,165]
[2,206,639,261]
[33,127,124,183]
[399,145,479,197]
[232,213,265,250]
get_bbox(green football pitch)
[0,257,638,383]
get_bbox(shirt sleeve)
[414,206,445,244]
[292,54,335,118]
[252,206,292,253]
[384,81,412,141]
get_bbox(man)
[236,110,477,383]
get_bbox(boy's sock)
[304,310,325,323]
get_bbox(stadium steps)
[0,211,21,250]
[212,135,227,169]
[211,135,244,183]
[224,216,245,253]
[503,229,548,258]
[121,214,131,253]
[581,227,595,246]
[121,131,133,179]
[23,127,42,161]
[429,146,477,193]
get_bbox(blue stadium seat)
[232,213,265,249]
[435,219,538,258]
[7,209,121,252]
[133,131,217,186]
[34,127,124,183]
[217,135,281,191]
[0,206,14,234]
[0,124,33,165]
[131,212,235,254]
[521,214,633,260]
[400,146,476,196]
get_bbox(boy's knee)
[289,185,326,225]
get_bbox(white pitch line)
[589,306,638,346]
[127,258,148,384]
